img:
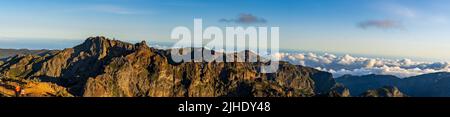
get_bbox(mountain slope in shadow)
[336,72,450,97]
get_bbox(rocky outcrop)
[0,78,72,97]
[360,86,406,97]
[0,36,337,97]
[327,84,351,97]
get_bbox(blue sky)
[1,0,450,61]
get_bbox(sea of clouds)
[148,43,450,78]
[275,52,450,78]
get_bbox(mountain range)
[0,36,340,97]
[0,36,448,97]
[0,49,57,60]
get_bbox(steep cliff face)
[0,36,337,97]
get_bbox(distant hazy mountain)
[336,72,450,97]
[0,48,57,59]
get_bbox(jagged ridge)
[0,36,337,97]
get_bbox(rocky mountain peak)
[76,36,135,54]
[135,40,150,50]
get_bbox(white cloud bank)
[275,52,450,78]
[149,43,450,78]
